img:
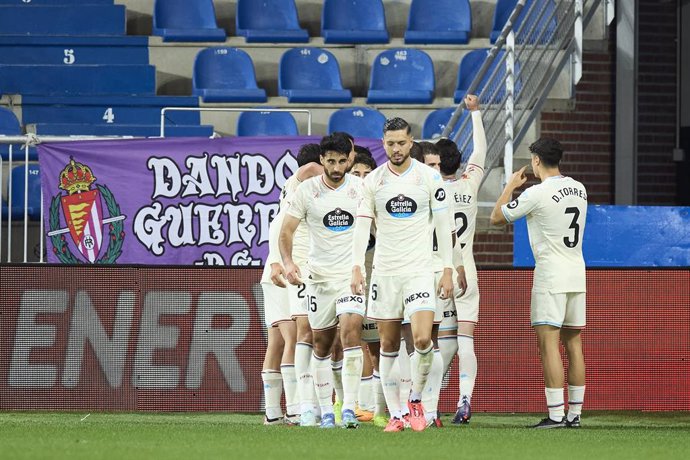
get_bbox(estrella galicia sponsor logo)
[507,199,519,209]
[323,207,354,232]
[386,194,417,218]
[404,291,430,305]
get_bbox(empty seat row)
[193,46,518,104]
[0,3,125,36]
[1,163,40,221]
[153,0,553,45]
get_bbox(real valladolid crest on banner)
[48,157,126,264]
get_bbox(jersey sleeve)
[357,174,376,218]
[286,183,308,220]
[501,185,540,222]
[429,171,449,212]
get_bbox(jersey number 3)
[564,207,581,248]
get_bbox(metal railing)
[442,0,614,186]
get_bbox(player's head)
[382,117,413,167]
[410,141,424,162]
[435,138,462,176]
[350,152,377,178]
[331,131,356,171]
[354,144,373,157]
[417,141,441,172]
[529,137,563,178]
[297,143,322,166]
[320,133,351,183]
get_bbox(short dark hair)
[297,143,321,166]
[529,137,563,167]
[331,131,354,145]
[410,141,424,161]
[383,117,411,135]
[418,141,439,158]
[352,152,377,171]
[320,133,351,157]
[354,145,373,157]
[435,138,462,175]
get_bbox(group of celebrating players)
[260,93,588,431]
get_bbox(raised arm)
[464,94,487,169]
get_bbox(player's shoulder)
[363,162,387,185]
[346,173,364,186]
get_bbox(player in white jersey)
[280,134,365,429]
[490,137,587,429]
[351,117,462,432]
[261,144,322,425]
[439,95,487,425]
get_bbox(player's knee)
[379,337,399,353]
[413,335,432,351]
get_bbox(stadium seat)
[490,0,557,44]
[279,48,352,103]
[32,123,214,138]
[236,110,299,137]
[0,0,114,4]
[328,107,386,139]
[192,47,267,103]
[153,0,226,42]
[422,109,473,158]
[454,48,522,103]
[404,0,471,44]
[20,96,201,126]
[0,36,149,65]
[236,0,309,43]
[0,4,125,35]
[0,107,21,161]
[10,164,41,221]
[321,0,389,44]
[0,65,156,96]
[367,48,435,104]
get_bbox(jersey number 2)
[563,207,580,248]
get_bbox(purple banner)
[39,136,386,265]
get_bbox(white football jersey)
[501,175,587,293]
[358,159,449,275]
[445,162,484,280]
[431,180,457,272]
[261,175,309,283]
[288,174,363,281]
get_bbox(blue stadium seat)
[0,5,125,35]
[0,36,149,65]
[153,0,226,42]
[422,109,473,159]
[0,0,113,4]
[367,48,434,104]
[192,47,267,103]
[328,107,386,139]
[0,106,21,161]
[10,164,41,221]
[321,0,389,44]
[490,0,556,44]
[236,0,309,43]
[236,110,299,136]
[404,0,471,44]
[0,65,156,96]
[454,49,522,103]
[20,96,201,126]
[32,123,214,138]
[279,48,352,103]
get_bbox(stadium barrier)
[1,265,688,412]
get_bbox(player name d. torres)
[552,186,587,203]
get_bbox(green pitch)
[1,412,689,460]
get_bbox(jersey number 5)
[564,207,581,248]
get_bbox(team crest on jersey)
[347,186,358,200]
[507,199,519,209]
[323,207,354,232]
[386,194,417,218]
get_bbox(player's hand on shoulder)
[296,162,324,181]
[270,262,288,288]
[465,94,480,112]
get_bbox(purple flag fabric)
[39,136,387,266]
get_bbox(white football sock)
[372,370,386,417]
[280,364,299,416]
[295,342,317,414]
[331,359,344,403]
[438,335,458,375]
[358,375,374,412]
[397,344,412,414]
[422,349,443,416]
[342,347,363,413]
[457,334,477,405]
[567,385,585,421]
[409,344,434,402]
[545,387,565,421]
[261,370,283,420]
[313,353,334,415]
[379,350,402,419]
